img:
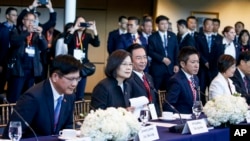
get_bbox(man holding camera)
[64,16,100,101]
[6,12,47,103]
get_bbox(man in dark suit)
[2,55,82,138]
[212,18,223,41]
[231,51,250,104]
[234,21,245,43]
[107,16,128,55]
[116,16,147,50]
[127,44,161,117]
[148,15,179,91]
[176,19,196,49]
[186,16,199,39]
[163,47,200,114]
[195,18,219,105]
[0,7,17,95]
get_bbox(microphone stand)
[3,98,39,141]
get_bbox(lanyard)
[47,31,53,48]
[75,33,85,49]
[26,32,33,47]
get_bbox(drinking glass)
[139,109,150,126]
[192,101,203,119]
[8,121,22,141]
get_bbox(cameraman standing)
[7,12,47,103]
[64,16,100,101]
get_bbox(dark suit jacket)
[64,31,100,61]
[127,72,161,116]
[116,33,147,50]
[107,29,120,55]
[163,70,199,114]
[148,31,179,77]
[179,33,196,49]
[231,69,250,104]
[2,79,75,138]
[91,77,131,109]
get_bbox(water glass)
[192,101,203,119]
[8,121,22,141]
[139,109,150,126]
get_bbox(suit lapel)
[180,71,194,101]
[44,80,55,132]
[156,32,165,54]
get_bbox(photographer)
[6,12,47,103]
[64,16,100,101]
[17,0,59,83]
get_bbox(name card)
[138,125,159,141]
[185,119,208,134]
[148,103,158,120]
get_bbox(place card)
[184,119,208,135]
[148,103,158,120]
[138,125,159,141]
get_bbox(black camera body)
[80,22,91,27]
[38,0,49,5]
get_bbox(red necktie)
[142,75,152,102]
[189,76,196,101]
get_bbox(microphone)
[0,95,39,141]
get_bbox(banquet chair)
[158,90,167,113]
[73,100,91,129]
[0,103,16,128]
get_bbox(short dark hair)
[217,54,235,73]
[49,55,82,77]
[105,50,131,78]
[155,15,169,24]
[212,18,220,24]
[186,16,197,22]
[236,51,250,66]
[5,7,17,15]
[203,18,213,25]
[235,21,245,28]
[118,15,127,22]
[128,16,140,25]
[177,19,187,27]
[178,46,199,64]
[141,18,152,26]
[126,43,147,55]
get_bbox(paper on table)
[129,96,149,118]
[148,121,176,128]
[173,114,192,119]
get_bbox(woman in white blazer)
[209,54,236,100]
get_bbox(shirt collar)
[237,67,246,78]
[181,69,193,81]
[49,79,64,101]
[133,70,144,80]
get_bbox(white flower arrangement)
[80,107,141,141]
[203,94,248,127]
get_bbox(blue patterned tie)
[54,96,63,131]
[207,36,212,52]
[164,34,168,56]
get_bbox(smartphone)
[38,0,49,5]
[80,22,91,27]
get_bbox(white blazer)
[209,72,236,100]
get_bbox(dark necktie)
[244,76,249,94]
[189,76,196,101]
[142,74,152,102]
[54,96,63,131]
[163,34,168,56]
[132,34,136,42]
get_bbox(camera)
[80,22,91,27]
[38,0,49,5]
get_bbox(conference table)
[20,117,230,141]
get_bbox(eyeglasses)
[61,75,82,82]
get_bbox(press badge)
[73,49,85,60]
[25,46,35,57]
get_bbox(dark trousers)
[75,77,87,100]
[7,69,35,103]
[198,66,212,105]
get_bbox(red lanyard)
[75,33,85,49]
[26,32,33,46]
[47,31,53,48]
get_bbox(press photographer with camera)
[6,11,47,103]
[64,16,100,101]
